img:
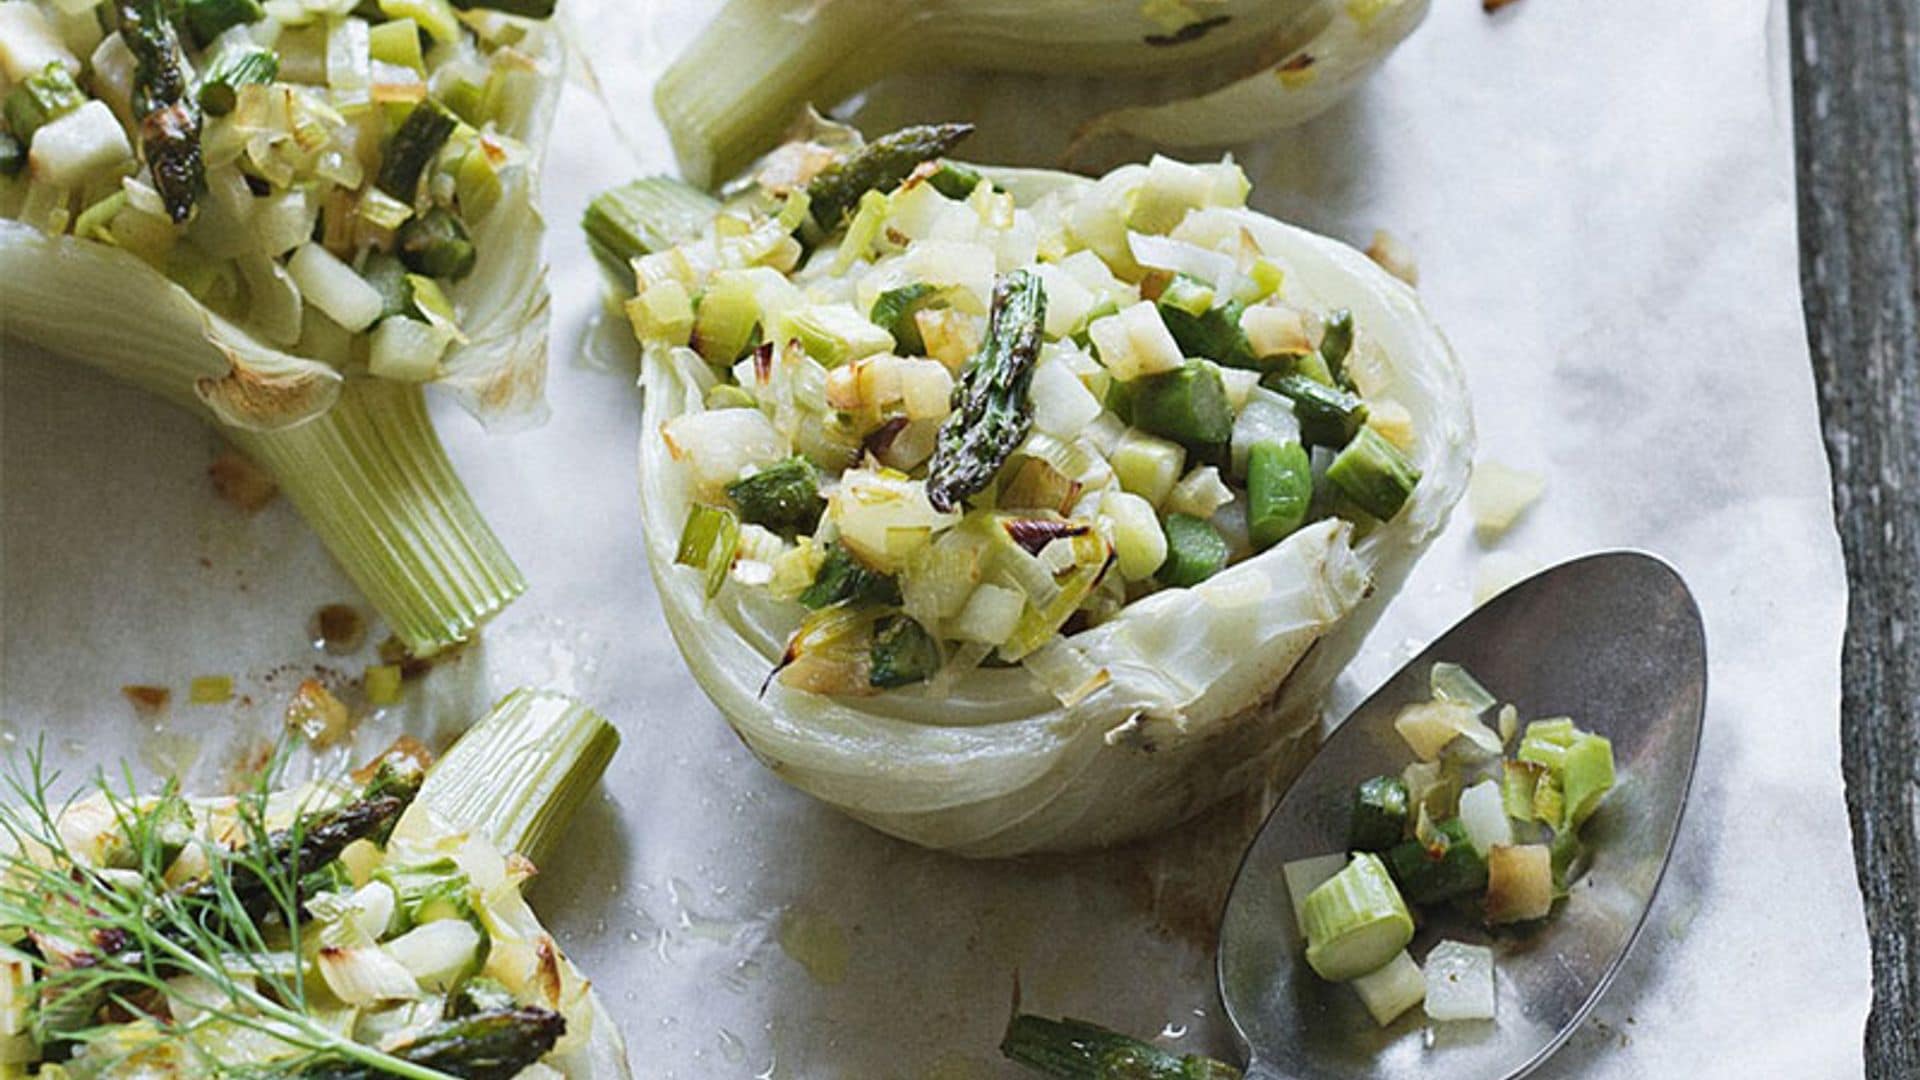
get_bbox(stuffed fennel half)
[0,0,563,654]
[655,0,1430,188]
[0,688,630,1078]
[591,127,1471,857]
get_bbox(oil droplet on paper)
[777,907,849,985]
[1159,1022,1188,1039]
[717,1027,747,1063]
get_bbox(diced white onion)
[317,944,419,1007]
[1240,303,1314,358]
[1087,300,1183,381]
[1218,366,1261,410]
[826,468,960,574]
[661,406,787,500]
[27,101,131,188]
[1029,353,1103,437]
[898,358,954,420]
[1166,466,1234,519]
[286,243,382,332]
[1457,780,1514,856]
[1467,460,1546,539]
[1423,940,1495,1021]
[1128,231,1236,289]
[1350,950,1424,1027]
[0,2,79,82]
[1230,387,1301,475]
[383,919,481,991]
[1393,700,1502,762]
[253,189,317,257]
[1032,261,1095,338]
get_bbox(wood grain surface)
[1789,1,1919,1075]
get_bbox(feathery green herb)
[0,745,453,1078]
[925,268,1047,513]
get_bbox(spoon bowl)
[1217,551,1706,1079]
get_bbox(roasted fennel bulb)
[655,0,1430,187]
[0,0,564,653]
[594,130,1472,856]
[0,687,629,1078]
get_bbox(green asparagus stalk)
[397,205,477,280]
[925,268,1046,512]
[804,122,974,229]
[298,1006,566,1079]
[1001,1015,1242,1079]
[414,688,622,865]
[378,99,460,200]
[1325,426,1421,521]
[726,455,825,532]
[119,0,205,222]
[180,758,424,921]
[582,175,722,278]
[449,0,557,16]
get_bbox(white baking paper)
[0,0,1870,1075]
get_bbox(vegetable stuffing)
[600,122,1472,855]
[1284,661,1618,1032]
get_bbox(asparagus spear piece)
[119,0,204,222]
[1002,1014,1242,1079]
[297,1005,566,1079]
[805,122,974,230]
[450,0,557,16]
[180,758,424,921]
[925,268,1046,512]
[378,99,459,201]
[196,41,279,116]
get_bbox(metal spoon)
[1216,550,1706,1079]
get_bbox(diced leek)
[949,582,1024,645]
[583,175,720,279]
[1350,950,1424,1026]
[1393,700,1500,762]
[1501,761,1543,822]
[1157,513,1228,587]
[626,278,695,346]
[676,503,741,599]
[1282,853,1348,936]
[377,0,460,44]
[1300,853,1414,982]
[1484,844,1554,924]
[1560,732,1615,828]
[1000,531,1108,661]
[1110,428,1186,508]
[415,688,622,865]
[1429,662,1497,713]
[364,663,403,705]
[1423,940,1495,1021]
[690,269,762,365]
[188,675,233,704]
[780,303,894,368]
[830,189,888,274]
[369,316,451,382]
[369,17,424,72]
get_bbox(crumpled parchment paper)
[0,0,1869,1075]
